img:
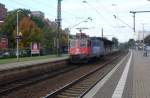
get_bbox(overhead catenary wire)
[91,0,131,38]
[3,0,123,33]
[7,0,74,26]
[31,0,78,17]
[82,1,118,34]
[11,0,56,18]
[3,0,103,30]
[28,0,80,25]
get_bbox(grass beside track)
[0,54,68,65]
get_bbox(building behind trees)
[0,3,7,22]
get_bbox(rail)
[43,53,125,98]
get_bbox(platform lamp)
[16,10,20,62]
[141,23,147,53]
[16,10,30,61]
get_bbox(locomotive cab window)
[70,39,76,48]
[88,40,91,47]
[80,39,87,48]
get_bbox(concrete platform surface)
[0,56,68,71]
[83,50,150,98]
[132,50,150,98]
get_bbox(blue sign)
[16,36,20,39]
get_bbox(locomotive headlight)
[75,48,80,54]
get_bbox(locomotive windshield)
[70,39,76,48]
[80,39,87,48]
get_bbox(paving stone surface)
[122,52,133,98]
[132,50,150,98]
[92,53,129,98]
[85,50,150,98]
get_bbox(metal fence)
[0,47,68,59]
[0,48,31,58]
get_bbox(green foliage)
[119,42,129,50]
[1,9,31,48]
[31,16,45,28]
[112,37,119,48]
[145,35,150,44]
[16,17,42,48]
[1,8,69,51]
[61,28,69,46]
[128,39,135,48]
[1,11,17,48]
[41,26,54,48]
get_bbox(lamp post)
[16,10,20,61]
[56,0,62,56]
[142,23,146,53]
[16,10,30,61]
[130,11,150,37]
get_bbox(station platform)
[83,50,150,98]
[0,55,68,71]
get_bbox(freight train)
[68,33,113,63]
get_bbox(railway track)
[0,51,126,98]
[0,62,80,95]
[43,53,125,98]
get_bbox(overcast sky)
[1,0,150,42]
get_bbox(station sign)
[16,36,21,39]
[16,32,22,40]
[0,37,8,49]
[31,42,40,55]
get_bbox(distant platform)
[0,56,68,71]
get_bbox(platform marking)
[111,51,132,98]
[83,52,130,98]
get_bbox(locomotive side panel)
[99,40,105,56]
[90,38,105,57]
[68,33,114,63]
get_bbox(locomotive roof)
[70,35,114,46]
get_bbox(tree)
[13,17,42,48]
[41,26,54,49]
[128,39,135,48]
[145,35,150,45]
[31,16,45,28]
[112,37,119,48]
[1,8,68,52]
[61,28,69,46]
[40,20,57,49]
[1,9,31,48]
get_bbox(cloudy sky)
[1,0,150,42]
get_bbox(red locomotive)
[69,33,90,63]
[69,33,113,63]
